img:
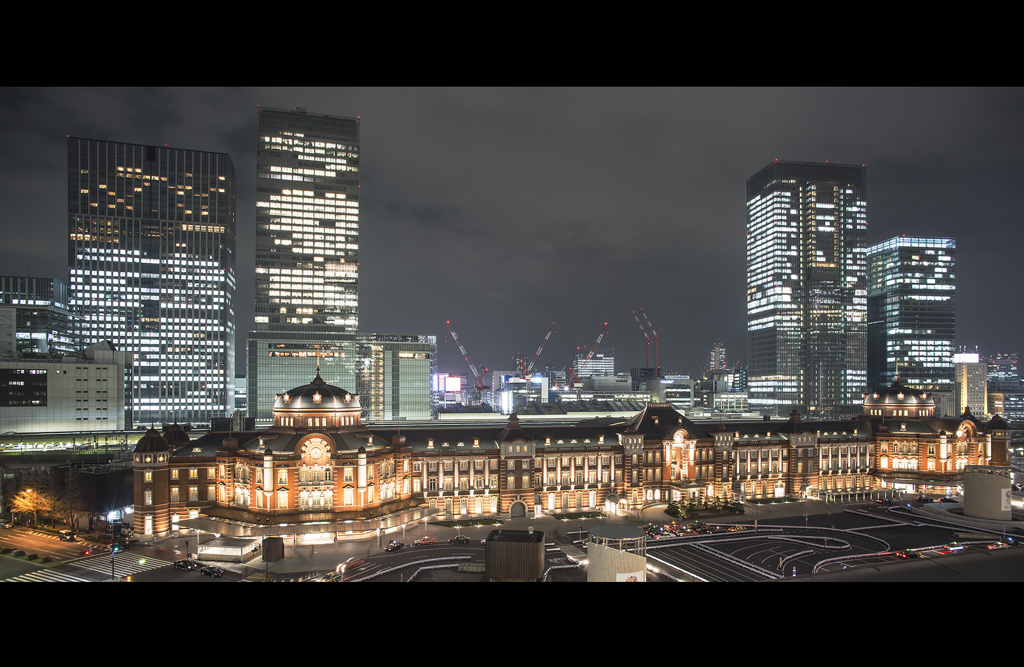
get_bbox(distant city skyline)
[1,88,1021,383]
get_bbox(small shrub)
[0,548,10,554]
[27,553,39,560]
[12,550,25,557]
[41,556,53,563]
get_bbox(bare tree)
[53,468,85,530]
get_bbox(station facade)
[132,371,1011,537]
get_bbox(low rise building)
[0,341,131,433]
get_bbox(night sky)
[2,87,1021,383]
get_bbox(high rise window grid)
[67,138,236,427]
[746,161,867,418]
[254,107,359,331]
[867,237,955,393]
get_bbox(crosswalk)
[2,569,91,583]
[2,553,174,583]
[64,551,173,580]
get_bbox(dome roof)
[863,380,935,409]
[134,428,169,453]
[274,368,360,412]
[163,423,191,447]
[987,414,1011,431]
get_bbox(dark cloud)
[1,87,1021,382]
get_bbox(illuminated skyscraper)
[0,276,78,357]
[253,106,360,329]
[67,137,236,427]
[867,237,956,393]
[954,352,987,415]
[709,342,727,371]
[247,107,362,421]
[746,160,868,418]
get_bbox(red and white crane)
[633,308,661,370]
[519,322,556,378]
[445,320,490,392]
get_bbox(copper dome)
[273,368,361,413]
[863,380,935,417]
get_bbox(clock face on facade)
[304,437,330,460]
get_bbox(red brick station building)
[132,370,1011,540]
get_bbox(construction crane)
[445,320,490,391]
[519,322,556,378]
[566,322,609,388]
[585,322,610,361]
[633,310,651,367]
[634,308,662,371]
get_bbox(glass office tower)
[248,107,362,421]
[0,276,79,357]
[247,107,437,423]
[247,331,436,424]
[867,237,955,393]
[68,138,236,427]
[746,160,868,419]
[253,106,360,329]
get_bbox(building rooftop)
[485,529,544,543]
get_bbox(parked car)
[0,522,12,529]
[58,530,76,542]
[201,566,225,577]
[414,537,438,546]
[384,540,404,552]
[939,497,960,503]
[449,535,471,545]
[916,496,934,503]
[175,559,199,570]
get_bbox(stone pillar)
[264,452,274,510]
[358,449,367,505]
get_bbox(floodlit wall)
[587,541,646,582]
